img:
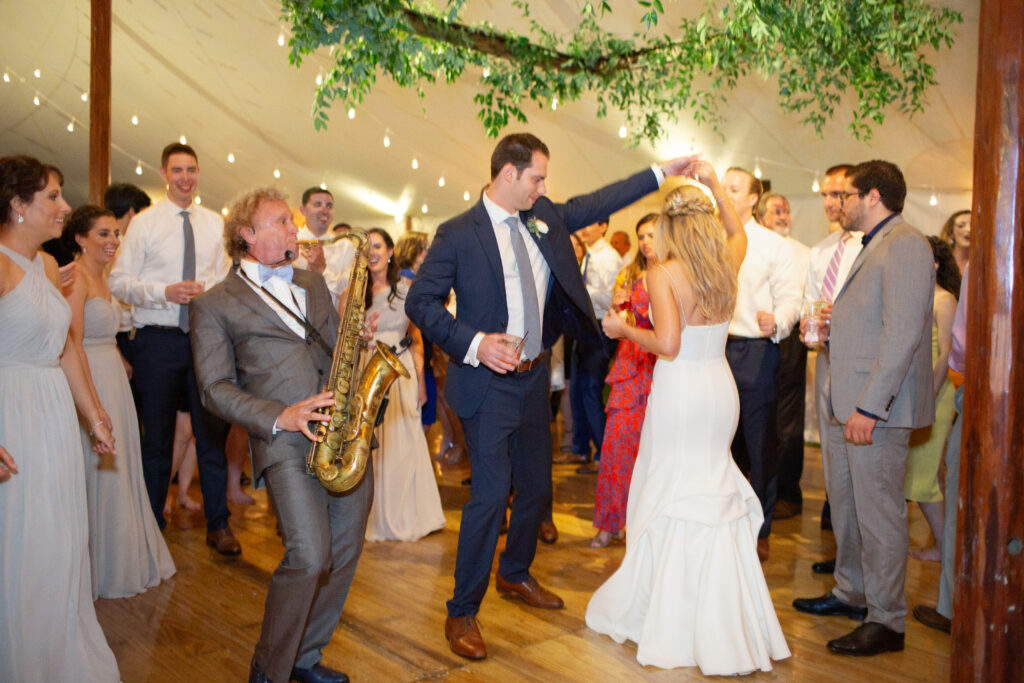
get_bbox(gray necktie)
[179,210,195,333]
[505,216,541,359]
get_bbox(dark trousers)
[447,365,551,617]
[775,332,808,505]
[133,326,229,531]
[570,336,613,457]
[726,338,780,539]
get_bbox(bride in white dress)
[586,161,791,675]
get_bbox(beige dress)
[363,281,445,541]
[0,244,120,681]
[80,297,176,598]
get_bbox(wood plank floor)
[95,424,951,681]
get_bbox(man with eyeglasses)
[793,159,935,657]
[803,165,862,575]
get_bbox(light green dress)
[904,317,955,502]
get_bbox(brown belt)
[511,350,550,373]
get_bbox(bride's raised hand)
[687,159,722,191]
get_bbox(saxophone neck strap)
[238,266,334,359]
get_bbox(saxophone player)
[190,187,371,683]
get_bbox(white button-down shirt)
[237,259,308,338]
[109,198,230,328]
[803,229,864,306]
[581,237,624,321]
[729,217,802,342]
[293,226,356,308]
[785,235,811,297]
[464,193,552,365]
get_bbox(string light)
[383,132,390,148]
[463,191,470,201]
[347,107,355,119]
[179,135,187,144]
[32,92,40,106]
[421,203,428,214]
[135,161,143,175]
[277,32,285,47]
[754,157,762,179]
[315,72,323,86]
[131,114,139,125]
[66,119,74,132]
[438,176,445,187]
[811,174,820,193]
[482,67,490,78]
[222,207,229,216]
[411,157,419,170]
[618,124,627,138]
[2,72,9,83]
[319,182,327,190]
[551,97,558,111]
[227,153,235,163]
[33,68,40,78]
[273,168,280,179]
[195,196,202,205]
[929,187,938,206]
[80,92,88,102]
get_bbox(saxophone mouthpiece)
[284,249,297,261]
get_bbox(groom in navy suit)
[406,133,693,659]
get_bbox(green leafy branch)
[282,0,962,143]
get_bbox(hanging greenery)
[282,0,962,143]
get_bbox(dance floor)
[95,424,950,681]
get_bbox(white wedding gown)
[585,317,790,675]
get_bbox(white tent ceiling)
[1,0,977,244]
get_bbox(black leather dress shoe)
[812,557,836,574]
[793,591,868,620]
[827,622,904,656]
[291,662,349,683]
[249,658,271,683]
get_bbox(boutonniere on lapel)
[526,217,549,236]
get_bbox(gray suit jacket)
[190,267,339,480]
[827,216,935,428]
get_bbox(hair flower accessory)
[526,217,549,235]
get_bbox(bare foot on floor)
[910,545,941,562]
[178,495,202,511]
[228,490,255,505]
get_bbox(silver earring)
[388,256,392,263]
[17,214,24,223]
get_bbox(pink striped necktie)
[820,231,850,303]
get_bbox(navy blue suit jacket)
[406,168,659,418]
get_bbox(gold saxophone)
[307,232,410,492]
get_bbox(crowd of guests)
[0,135,970,680]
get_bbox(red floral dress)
[593,277,657,533]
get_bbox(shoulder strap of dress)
[656,262,688,328]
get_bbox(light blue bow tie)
[258,263,294,284]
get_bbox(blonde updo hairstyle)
[656,185,737,323]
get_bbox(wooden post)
[88,0,111,205]
[952,0,1024,679]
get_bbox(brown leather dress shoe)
[495,574,564,609]
[206,527,241,555]
[757,537,769,562]
[913,605,951,633]
[773,499,802,519]
[538,520,558,544]
[827,622,904,656]
[445,615,486,660]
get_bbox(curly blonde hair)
[223,187,288,261]
[394,231,429,271]
[657,185,737,322]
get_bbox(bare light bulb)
[32,93,40,106]
[618,124,627,138]
[463,191,470,201]
[383,134,390,148]
[277,32,285,47]
[131,114,139,125]
[421,203,428,214]
[320,182,327,190]
[347,107,355,119]
[135,162,143,175]
[80,92,88,102]
[227,153,235,163]
[411,157,419,170]
[33,68,41,78]
[438,176,445,187]
[273,169,280,179]
[195,196,202,205]
[179,135,187,144]
[67,120,74,132]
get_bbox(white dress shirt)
[464,193,552,365]
[293,226,356,308]
[729,218,802,342]
[109,198,230,328]
[237,259,308,338]
[785,235,811,297]
[582,237,623,321]
[803,229,865,306]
